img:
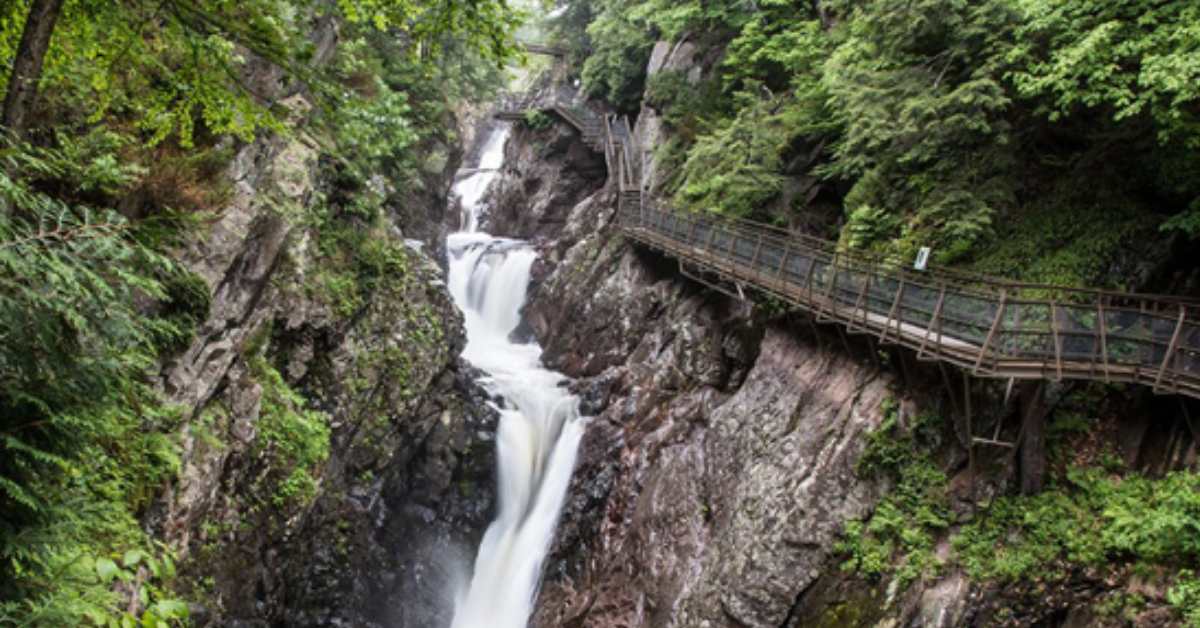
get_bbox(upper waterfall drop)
[444,124,586,628]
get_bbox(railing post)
[973,289,1007,375]
[750,233,764,282]
[1154,305,1188,392]
[850,268,872,331]
[801,251,819,310]
[919,284,947,359]
[821,252,841,320]
[1050,299,1063,381]
[1097,297,1111,383]
[880,277,906,344]
[727,225,738,262]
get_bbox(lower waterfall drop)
[446,125,586,628]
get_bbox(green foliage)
[837,399,950,588]
[2,0,519,148]
[573,0,1198,266]
[967,188,1158,289]
[0,138,193,626]
[1006,0,1200,147]
[0,0,523,622]
[1161,203,1200,239]
[580,0,654,112]
[306,199,413,319]
[823,0,1017,261]
[522,110,554,131]
[1169,571,1200,627]
[542,0,594,69]
[673,95,787,218]
[954,469,1200,582]
[248,355,331,508]
[643,71,727,142]
[0,141,177,518]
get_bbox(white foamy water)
[447,125,586,628]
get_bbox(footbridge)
[495,90,1200,403]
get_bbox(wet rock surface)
[484,120,607,244]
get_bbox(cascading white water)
[446,125,586,628]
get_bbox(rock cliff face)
[152,96,495,627]
[468,46,920,628]
[484,128,909,627]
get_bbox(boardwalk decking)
[496,89,1200,401]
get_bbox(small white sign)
[914,247,931,271]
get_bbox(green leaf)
[96,558,120,583]
[151,599,190,620]
[122,549,145,568]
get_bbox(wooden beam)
[1050,300,1064,381]
[965,371,976,493]
[1098,298,1111,383]
[1155,306,1188,392]
[974,290,1007,374]
[1018,380,1048,495]
[879,278,906,344]
[918,286,948,360]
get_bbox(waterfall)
[446,125,586,628]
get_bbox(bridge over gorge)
[494,84,1200,486]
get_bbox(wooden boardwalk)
[496,90,1200,401]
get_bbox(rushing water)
[446,125,586,628]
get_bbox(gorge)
[2,1,1200,627]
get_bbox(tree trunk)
[1018,380,1047,495]
[1,0,65,135]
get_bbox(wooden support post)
[807,315,826,351]
[866,334,882,371]
[848,269,872,333]
[880,278,906,344]
[1154,306,1187,392]
[938,361,961,418]
[965,372,975,494]
[995,380,1012,441]
[1018,380,1048,495]
[1098,298,1111,383]
[803,254,819,303]
[859,273,875,330]
[895,346,912,389]
[836,322,855,359]
[777,244,791,281]
[750,234,764,282]
[1179,398,1200,449]
[974,290,1007,375]
[919,286,948,360]
[821,254,841,320]
[1050,300,1064,381]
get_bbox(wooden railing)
[497,88,1200,400]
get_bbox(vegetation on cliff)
[550,0,1199,283]
[0,0,520,624]
[837,397,1200,623]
